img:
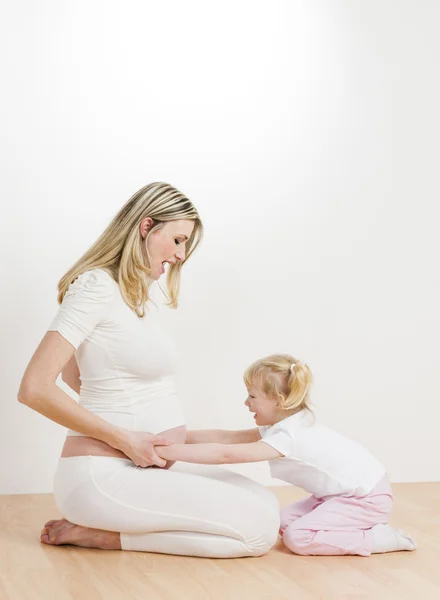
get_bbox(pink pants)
[280,475,393,556]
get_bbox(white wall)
[1,0,439,493]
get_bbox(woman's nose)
[175,248,186,261]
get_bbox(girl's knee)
[282,526,314,555]
[279,506,290,524]
[279,508,294,534]
[279,504,304,536]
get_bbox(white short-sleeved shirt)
[48,269,185,435]
[259,411,386,498]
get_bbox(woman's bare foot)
[40,518,121,550]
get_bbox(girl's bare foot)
[40,518,121,550]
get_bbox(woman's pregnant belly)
[61,425,187,468]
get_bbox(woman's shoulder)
[74,268,115,284]
[83,268,116,283]
[65,268,118,303]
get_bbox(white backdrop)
[1,0,439,493]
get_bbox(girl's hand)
[117,430,173,467]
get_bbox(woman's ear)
[139,217,155,239]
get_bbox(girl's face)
[244,381,284,427]
[144,219,195,280]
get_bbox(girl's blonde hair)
[244,354,313,414]
[57,182,203,317]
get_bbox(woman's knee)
[242,502,280,556]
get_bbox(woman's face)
[144,219,195,280]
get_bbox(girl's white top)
[259,410,385,497]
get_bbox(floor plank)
[0,483,438,600]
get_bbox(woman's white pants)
[54,456,280,558]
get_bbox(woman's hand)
[116,430,173,467]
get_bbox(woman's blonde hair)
[57,182,203,317]
[244,354,313,414]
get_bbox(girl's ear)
[276,392,285,409]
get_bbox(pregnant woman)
[18,182,280,558]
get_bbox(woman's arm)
[18,332,171,467]
[155,441,282,465]
[61,355,81,395]
[18,332,125,442]
[185,428,261,444]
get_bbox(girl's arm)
[155,441,282,465]
[185,428,261,444]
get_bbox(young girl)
[156,354,417,556]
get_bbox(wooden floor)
[0,483,438,600]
